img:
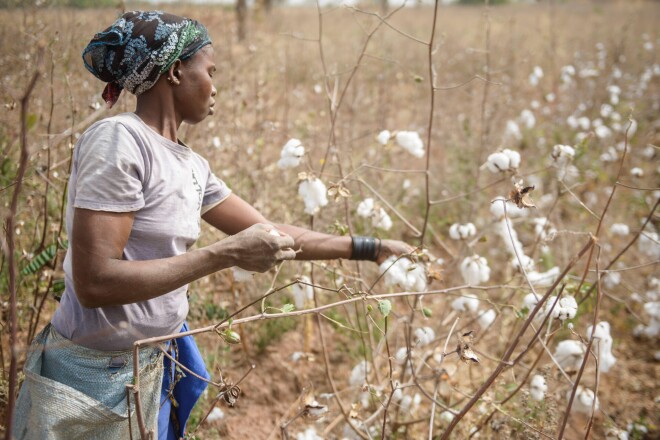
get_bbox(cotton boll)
[523,293,541,311]
[451,294,480,313]
[529,73,540,87]
[394,347,409,365]
[349,360,371,386]
[298,178,328,215]
[206,407,225,422]
[296,427,323,440]
[638,231,660,259]
[578,116,591,131]
[529,375,547,401]
[477,309,496,329]
[526,267,561,287]
[570,386,599,415]
[533,66,544,79]
[211,136,221,149]
[567,115,579,129]
[605,427,629,440]
[600,104,614,118]
[277,138,305,169]
[505,120,522,142]
[357,198,375,218]
[600,147,618,163]
[414,327,435,347]
[603,272,622,289]
[595,125,613,139]
[490,199,527,219]
[291,276,314,309]
[519,109,536,129]
[439,411,455,424]
[610,223,630,236]
[555,296,578,320]
[630,167,644,177]
[551,144,576,164]
[449,223,476,240]
[372,208,393,231]
[377,130,391,145]
[395,131,425,158]
[502,149,521,169]
[586,321,616,372]
[231,267,255,282]
[379,256,427,291]
[512,254,535,272]
[486,152,511,173]
[554,340,586,370]
[460,255,490,286]
[561,65,576,83]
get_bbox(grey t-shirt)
[51,113,231,351]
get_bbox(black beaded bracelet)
[350,236,382,261]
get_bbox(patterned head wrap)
[83,11,211,108]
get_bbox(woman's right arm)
[71,208,295,308]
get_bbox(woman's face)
[176,45,217,124]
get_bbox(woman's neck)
[134,82,181,142]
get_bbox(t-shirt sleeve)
[72,121,146,212]
[200,158,232,210]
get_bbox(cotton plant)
[543,295,578,321]
[529,374,547,401]
[356,198,392,231]
[459,255,490,286]
[298,174,328,215]
[448,222,476,240]
[379,256,427,292]
[586,321,617,373]
[395,131,425,158]
[485,148,521,173]
[277,138,305,169]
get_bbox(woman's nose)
[211,86,217,97]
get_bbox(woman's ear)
[166,60,182,85]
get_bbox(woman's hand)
[376,239,417,265]
[222,223,297,272]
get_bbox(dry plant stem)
[558,247,603,439]
[440,238,595,439]
[428,318,459,439]
[317,3,404,176]
[357,177,422,236]
[4,64,40,440]
[419,0,441,244]
[579,198,658,304]
[574,120,632,298]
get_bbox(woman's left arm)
[202,194,413,264]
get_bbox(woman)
[14,11,412,440]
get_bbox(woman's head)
[83,11,211,108]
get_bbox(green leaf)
[378,300,392,318]
[281,303,295,313]
[26,113,38,131]
[422,307,432,318]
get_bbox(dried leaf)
[509,181,536,209]
[457,331,480,364]
[349,403,360,419]
[327,181,351,202]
